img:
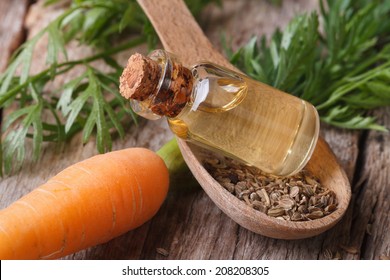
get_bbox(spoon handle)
[137,0,233,69]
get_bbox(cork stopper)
[119,53,161,101]
[119,51,194,118]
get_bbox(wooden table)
[1,0,389,260]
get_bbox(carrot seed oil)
[168,63,319,176]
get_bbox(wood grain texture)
[0,0,388,259]
[351,107,390,260]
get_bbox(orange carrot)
[0,147,169,260]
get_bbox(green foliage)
[229,0,390,131]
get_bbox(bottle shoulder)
[189,63,248,113]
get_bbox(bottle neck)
[119,50,193,119]
[149,50,194,118]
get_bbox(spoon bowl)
[178,138,350,239]
[137,0,351,239]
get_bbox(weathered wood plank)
[1,0,388,260]
[320,126,361,260]
[351,107,390,260]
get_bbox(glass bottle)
[120,50,320,176]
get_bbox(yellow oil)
[168,69,319,176]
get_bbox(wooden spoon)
[137,0,351,239]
